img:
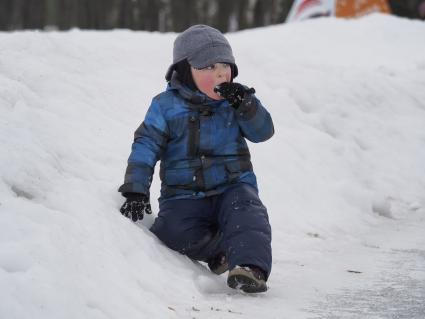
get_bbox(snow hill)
[1,14,424,319]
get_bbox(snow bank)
[1,14,424,318]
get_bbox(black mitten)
[214,82,255,109]
[120,193,152,222]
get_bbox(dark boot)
[227,266,268,293]
[207,253,229,275]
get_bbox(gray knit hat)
[165,24,238,81]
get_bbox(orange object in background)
[336,0,391,18]
[286,0,392,23]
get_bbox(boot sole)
[227,268,268,293]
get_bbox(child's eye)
[208,63,229,70]
[199,63,230,71]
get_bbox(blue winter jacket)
[119,75,274,202]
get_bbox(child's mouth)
[214,81,229,96]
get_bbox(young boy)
[119,25,274,293]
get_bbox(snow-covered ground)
[1,14,425,319]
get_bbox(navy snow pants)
[150,183,272,278]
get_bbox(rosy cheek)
[197,75,222,99]
[197,76,215,94]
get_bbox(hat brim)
[165,60,238,81]
[187,44,235,70]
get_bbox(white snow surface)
[1,14,425,318]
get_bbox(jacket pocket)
[225,160,253,183]
[164,167,196,187]
[225,161,243,182]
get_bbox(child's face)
[191,63,232,100]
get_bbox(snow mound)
[1,14,425,318]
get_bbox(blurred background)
[0,0,424,32]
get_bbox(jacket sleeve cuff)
[235,94,257,121]
[118,183,149,196]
